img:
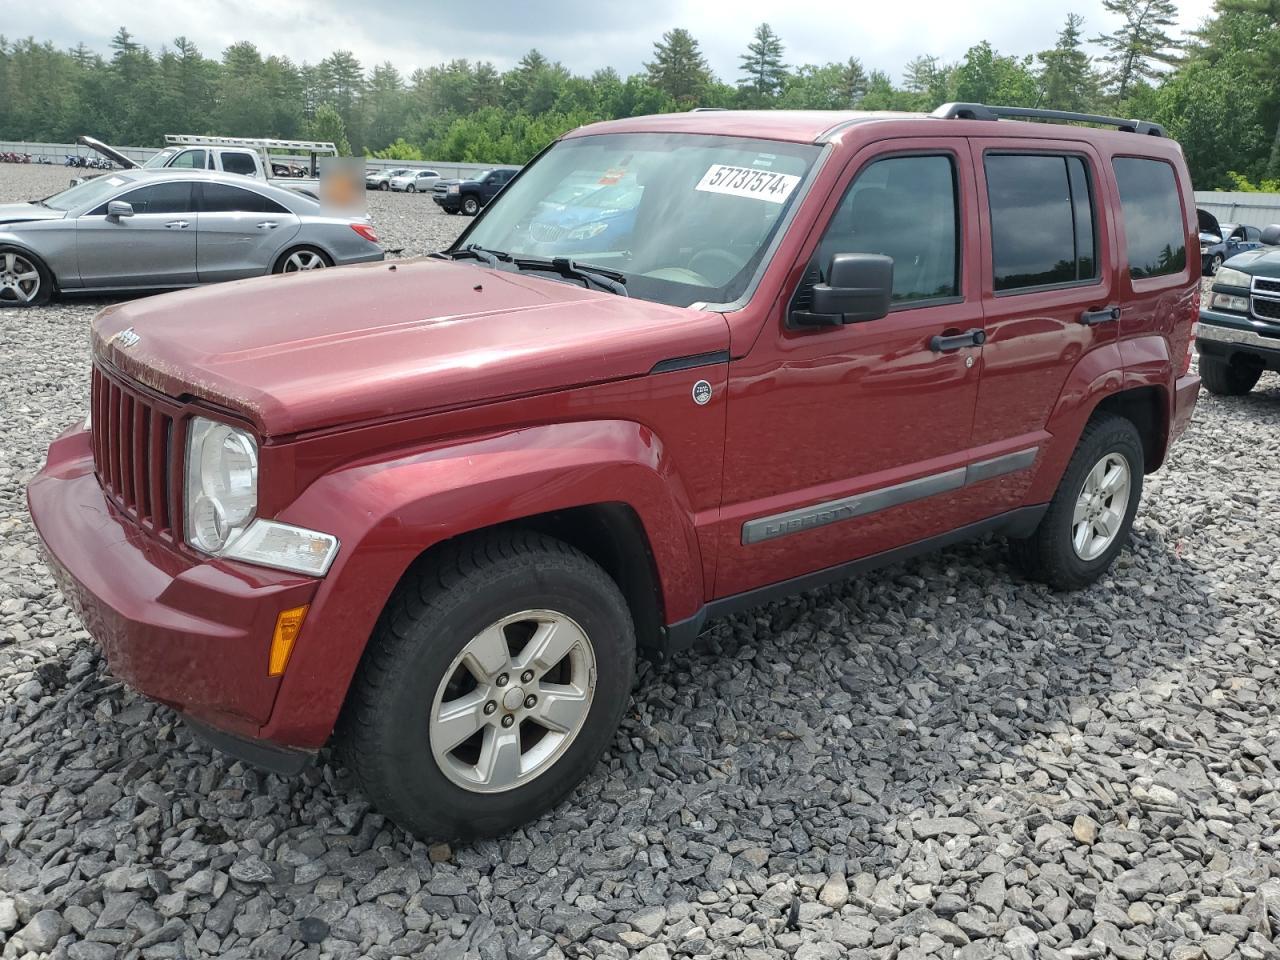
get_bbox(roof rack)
[931,103,1166,137]
[163,134,339,153]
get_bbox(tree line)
[1,0,1277,190]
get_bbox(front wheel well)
[1093,385,1167,472]
[394,504,666,650]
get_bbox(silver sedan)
[0,169,384,307]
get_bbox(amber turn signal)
[268,605,309,676]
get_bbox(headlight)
[448,184,460,194]
[185,418,258,554]
[566,221,609,241]
[1200,245,1209,254]
[1209,292,1250,313]
[184,416,339,576]
[1215,267,1252,288]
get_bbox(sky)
[24,0,1218,82]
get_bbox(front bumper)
[28,424,320,756]
[1196,309,1280,369]
[432,196,461,212]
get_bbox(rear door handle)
[1080,305,1120,325]
[929,328,986,352]
[257,221,280,230]
[164,220,189,229]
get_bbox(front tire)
[1009,413,1144,590]
[1209,253,1224,275]
[379,182,390,191]
[338,531,636,840]
[0,247,53,307]
[407,184,416,193]
[1200,354,1262,396]
[462,196,480,216]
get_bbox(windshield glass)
[143,148,181,169]
[461,133,821,308]
[42,173,138,211]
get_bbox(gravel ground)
[2,161,1280,960]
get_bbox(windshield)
[41,173,138,211]
[143,148,181,169]
[459,133,821,308]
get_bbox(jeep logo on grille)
[112,327,140,349]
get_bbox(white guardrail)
[0,140,513,181]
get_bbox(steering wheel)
[687,248,746,286]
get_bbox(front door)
[195,182,301,282]
[716,140,991,598]
[75,180,197,288]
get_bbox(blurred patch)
[320,157,365,215]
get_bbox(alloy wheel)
[1071,452,1130,561]
[282,250,327,272]
[0,252,42,304]
[429,609,596,793]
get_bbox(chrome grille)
[90,365,179,537]
[528,222,569,243]
[1252,276,1280,296]
[1252,296,1280,322]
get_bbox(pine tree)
[903,55,940,94]
[1038,14,1097,111]
[1092,0,1182,101]
[645,28,712,106]
[738,23,787,100]
[841,57,868,106]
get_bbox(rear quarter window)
[1112,157,1187,279]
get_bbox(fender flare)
[258,420,704,747]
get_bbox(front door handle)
[1080,305,1120,325]
[164,220,189,229]
[256,221,279,230]
[929,328,986,352]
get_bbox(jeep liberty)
[29,103,1201,839]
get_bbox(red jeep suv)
[29,103,1201,839]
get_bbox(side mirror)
[793,253,894,327]
[107,200,134,219]
[1262,224,1280,246]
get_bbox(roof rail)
[688,106,727,112]
[931,102,1166,137]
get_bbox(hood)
[1219,248,1279,277]
[0,203,68,225]
[1197,208,1221,238]
[1200,232,1222,245]
[92,258,729,438]
[77,135,141,170]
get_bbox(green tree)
[1038,14,1098,111]
[738,23,787,102]
[645,28,712,106]
[308,101,350,154]
[954,41,1038,105]
[1092,0,1182,101]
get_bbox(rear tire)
[1009,413,1144,590]
[272,246,333,273]
[462,196,480,216]
[338,530,636,840]
[0,247,53,307]
[1200,354,1261,396]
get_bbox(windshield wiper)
[440,244,513,269]
[512,256,628,296]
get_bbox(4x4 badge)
[692,380,712,405]
[112,327,140,349]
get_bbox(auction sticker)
[695,164,800,203]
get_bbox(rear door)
[967,137,1116,512]
[195,182,301,282]
[75,180,197,288]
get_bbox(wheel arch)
[1093,383,1170,473]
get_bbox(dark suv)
[432,167,518,215]
[1196,224,1280,394]
[30,103,1200,839]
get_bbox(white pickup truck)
[77,135,337,195]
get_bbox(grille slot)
[1252,297,1280,323]
[90,366,178,537]
[1252,276,1280,296]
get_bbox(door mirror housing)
[793,253,894,327]
[106,200,134,219]
[1262,224,1280,246]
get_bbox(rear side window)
[815,154,959,305]
[200,183,289,214]
[220,152,258,177]
[1112,157,1187,279]
[986,154,1097,292]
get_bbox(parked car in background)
[1199,208,1263,275]
[367,167,411,191]
[1197,224,1280,394]
[28,103,1201,839]
[522,179,642,255]
[432,168,518,215]
[0,169,382,306]
[391,169,441,193]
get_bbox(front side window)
[812,154,959,305]
[986,153,1097,292]
[1112,157,1187,279]
[220,152,258,177]
[200,183,289,214]
[88,181,193,216]
[169,149,208,170]
[461,133,821,308]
